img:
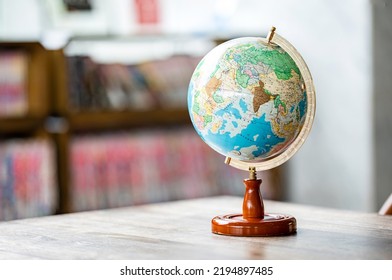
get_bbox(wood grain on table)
[0,196,391,259]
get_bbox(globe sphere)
[188,37,307,162]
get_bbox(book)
[0,50,28,117]
[0,139,57,221]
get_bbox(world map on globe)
[188,37,308,162]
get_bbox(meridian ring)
[226,33,316,171]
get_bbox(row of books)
[0,131,278,219]
[0,139,57,221]
[66,54,201,111]
[70,128,246,212]
[0,51,28,117]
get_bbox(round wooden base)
[212,213,296,237]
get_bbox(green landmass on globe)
[188,37,307,162]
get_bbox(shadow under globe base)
[211,169,296,237]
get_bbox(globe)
[188,34,315,171]
[187,28,316,237]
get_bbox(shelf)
[64,35,215,65]
[68,108,191,132]
[0,116,45,135]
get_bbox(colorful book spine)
[0,51,28,117]
[0,139,57,221]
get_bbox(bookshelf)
[1,36,282,219]
[48,37,214,213]
[0,42,57,221]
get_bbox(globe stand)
[211,167,296,237]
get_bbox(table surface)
[0,196,391,260]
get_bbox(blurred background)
[0,0,391,221]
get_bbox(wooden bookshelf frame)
[68,109,190,132]
[0,116,45,135]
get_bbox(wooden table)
[0,196,391,259]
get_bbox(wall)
[240,0,375,211]
[0,0,42,40]
[373,0,392,211]
[163,0,376,211]
[166,0,389,212]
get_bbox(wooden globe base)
[212,177,296,237]
[212,213,296,237]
